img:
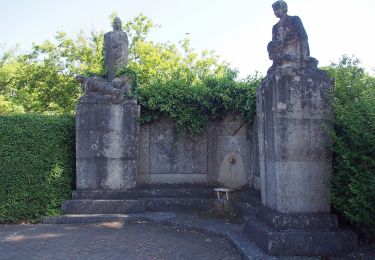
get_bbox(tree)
[0,49,23,114]
[324,56,375,240]
[0,31,104,114]
[0,14,230,115]
[120,14,228,88]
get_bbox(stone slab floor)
[0,222,240,260]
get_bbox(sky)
[0,0,374,78]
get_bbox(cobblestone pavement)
[0,222,241,260]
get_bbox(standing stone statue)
[76,17,131,104]
[105,17,129,81]
[75,16,140,191]
[267,0,317,69]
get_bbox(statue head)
[272,0,288,18]
[113,17,122,31]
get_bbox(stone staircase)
[44,186,219,223]
[43,187,277,259]
[44,187,357,258]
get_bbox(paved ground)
[0,222,241,260]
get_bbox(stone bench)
[214,188,234,201]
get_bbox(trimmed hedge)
[0,114,75,223]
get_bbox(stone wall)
[137,114,258,188]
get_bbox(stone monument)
[105,17,129,81]
[245,1,357,256]
[260,0,331,214]
[75,17,139,190]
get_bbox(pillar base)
[76,96,140,190]
[244,205,357,256]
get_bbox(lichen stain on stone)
[103,162,124,189]
[277,102,287,110]
[157,135,165,141]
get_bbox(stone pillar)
[257,67,333,213]
[246,67,357,256]
[245,3,357,256]
[76,96,140,190]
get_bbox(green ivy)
[137,68,260,137]
[0,114,74,223]
[116,65,140,97]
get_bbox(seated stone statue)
[267,0,317,69]
[76,75,131,104]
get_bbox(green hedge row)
[0,114,75,223]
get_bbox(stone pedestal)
[250,67,357,256]
[76,95,140,190]
[257,67,333,214]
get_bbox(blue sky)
[0,0,374,77]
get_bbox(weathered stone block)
[76,98,139,132]
[257,68,333,214]
[244,217,357,256]
[76,158,137,190]
[249,120,260,190]
[275,118,332,162]
[76,97,140,190]
[274,162,331,213]
[137,123,150,183]
[148,117,207,175]
[236,191,358,257]
[147,174,208,184]
[76,130,138,159]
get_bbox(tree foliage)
[0,31,104,114]
[120,14,229,89]
[0,14,230,117]
[324,56,375,240]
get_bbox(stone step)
[62,198,216,215]
[243,216,357,256]
[232,201,257,220]
[72,188,216,200]
[232,189,261,206]
[233,190,338,231]
[43,214,140,224]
